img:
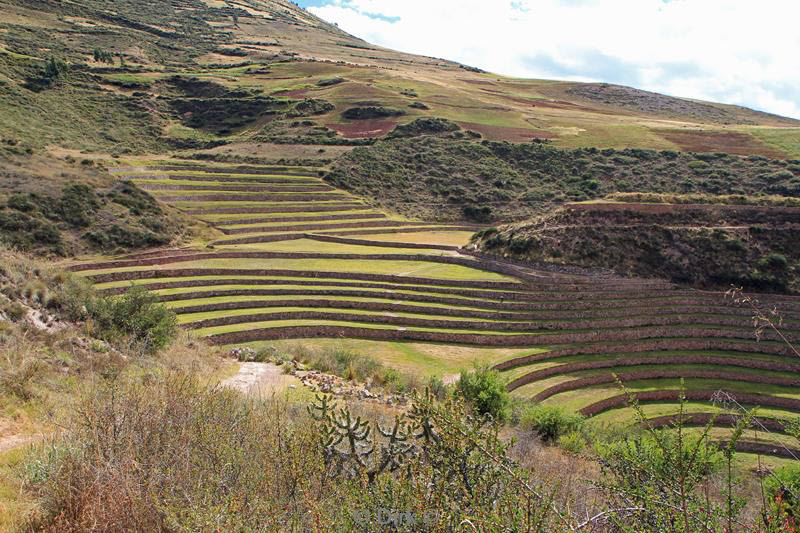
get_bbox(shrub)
[342,106,405,120]
[457,364,510,421]
[687,160,710,170]
[760,252,789,271]
[764,464,800,520]
[597,431,723,489]
[557,431,586,454]
[426,375,449,401]
[519,404,584,442]
[43,56,68,82]
[388,117,460,139]
[88,286,178,352]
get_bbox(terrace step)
[217,220,440,235]
[580,390,800,417]
[138,184,335,193]
[212,213,387,225]
[155,193,352,202]
[126,174,320,184]
[213,226,482,244]
[180,204,367,215]
[142,165,320,177]
[204,324,797,347]
[508,355,800,392]
[531,369,800,402]
[643,413,790,434]
[174,305,780,330]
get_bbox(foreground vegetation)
[1,248,800,531]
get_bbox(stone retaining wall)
[305,234,458,251]
[128,174,318,184]
[181,204,366,215]
[139,184,333,193]
[644,413,787,434]
[215,226,480,244]
[218,220,434,235]
[580,390,800,417]
[70,252,532,281]
[213,214,386,226]
[205,325,791,347]
[155,193,350,202]
[87,267,527,290]
[508,355,800,391]
[495,340,795,371]
[181,309,767,334]
[147,165,319,177]
[532,369,800,402]
[156,287,797,318]
[723,440,800,459]
[117,290,788,321]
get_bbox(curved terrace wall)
[205,325,794,347]
[163,297,779,324]
[508,356,800,391]
[580,390,800,417]
[212,214,387,226]
[140,184,333,193]
[495,340,799,371]
[86,268,527,290]
[179,309,775,334]
[180,204,366,215]
[532,369,800,402]
[644,413,788,434]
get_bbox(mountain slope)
[0,0,798,158]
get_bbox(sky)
[295,0,800,119]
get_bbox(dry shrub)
[25,374,325,531]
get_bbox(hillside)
[0,0,798,161]
[471,199,800,293]
[326,132,800,221]
[4,3,800,530]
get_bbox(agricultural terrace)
[69,161,800,461]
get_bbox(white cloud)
[307,0,800,119]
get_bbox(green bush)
[597,431,723,486]
[519,404,584,442]
[759,252,789,271]
[764,464,800,519]
[88,286,178,352]
[557,431,586,454]
[457,365,511,421]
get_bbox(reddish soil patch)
[656,129,786,158]
[271,88,310,98]
[326,120,397,138]
[457,121,554,142]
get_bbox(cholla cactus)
[309,393,374,476]
[370,416,417,482]
[407,387,440,445]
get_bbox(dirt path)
[221,362,302,395]
[0,433,42,454]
